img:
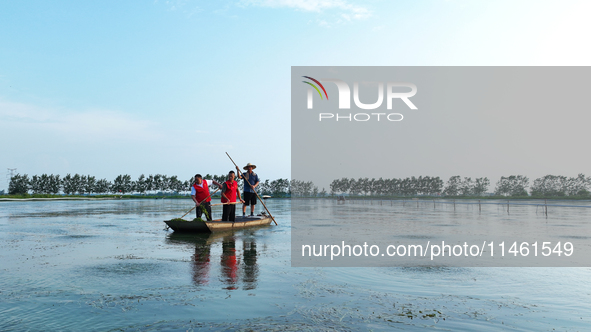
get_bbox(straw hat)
[243,163,257,170]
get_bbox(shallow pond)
[0,199,590,331]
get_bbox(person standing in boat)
[191,174,222,221]
[236,163,260,217]
[221,171,245,222]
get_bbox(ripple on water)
[83,262,165,277]
[56,235,97,240]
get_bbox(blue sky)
[1,0,590,190]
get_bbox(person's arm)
[237,187,245,204]
[236,166,242,179]
[210,179,222,188]
[191,186,199,206]
[253,174,260,189]
[221,183,229,202]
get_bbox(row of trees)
[328,176,489,197]
[327,174,591,197]
[7,173,294,197]
[8,173,193,195]
[289,179,325,197]
[257,178,291,197]
[8,173,591,198]
[497,174,591,197]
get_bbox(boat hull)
[164,216,273,233]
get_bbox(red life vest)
[192,179,211,203]
[222,180,237,203]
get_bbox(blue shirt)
[242,172,259,193]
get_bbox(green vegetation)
[6,172,292,198]
[6,171,590,199]
[324,174,591,199]
[7,173,194,196]
[0,193,196,200]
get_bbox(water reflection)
[191,236,211,286]
[221,236,238,289]
[167,230,261,290]
[242,238,258,290]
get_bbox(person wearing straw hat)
[236,163,260,217]
[191,174,222,221]
[221,171,245,222]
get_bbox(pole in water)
[545,199,548,217]
[479,200,481,213]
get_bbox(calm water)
[1,198,590,331]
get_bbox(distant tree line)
[329,176,448,196]
[327,174,591,198]
[7,173,293,197]
[491,174,591,197]
[290,179,326,197]
[8,173,193,195]
[8,173,591,198]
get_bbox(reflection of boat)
[166,231,231,246]
[166,230,260,289]
[164,215,273,233]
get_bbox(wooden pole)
[210,202,239,207]
[180,188,220,219]
[545,199,548,216]
[226,152,278,225]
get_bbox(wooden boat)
[164,215,273,233]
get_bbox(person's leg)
[204,202,213,221]
[196,205,202,219]
[229,204,236,222]
[222,205,229,221]
[250,193,256,216]
[243,193,250,216]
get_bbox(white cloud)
[241,0,371,19]
[372,25,385,32]
[318,19,330,28]
[0,100,161,142]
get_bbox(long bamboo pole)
[210,202,239,207]
[226,152,278,225]
[179,188,220,219]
